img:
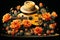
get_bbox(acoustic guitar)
[16,13,43,25]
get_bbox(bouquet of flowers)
[2,1,59,37]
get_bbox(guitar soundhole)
[29,17,33,20]
[38,18,42,20]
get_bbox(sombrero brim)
[20,5,39,13]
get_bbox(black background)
[0,0,60,39]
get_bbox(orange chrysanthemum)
[34,27,43,34]
[49,23,57,29]
[10,20,21,30]
[2,13,11,23]
[22,20,32,28]
[51,11,58,17]
[42,12,51,21]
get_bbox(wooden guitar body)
[17,13,43,25]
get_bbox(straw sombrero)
[20,1,39,13]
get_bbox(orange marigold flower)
[49,23,57,29]
[51,11,58,17]
[2,13,11,23]
[10,20,21,29]
[34,27,43,34]
[39,2,43,7]
[22,20,32,28]
[42,12,51,21]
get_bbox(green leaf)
[3,23,7,27]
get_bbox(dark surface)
[0,33,60,37]
[0,33,60,40]
[0,36,60,40]
[0,0,60,39]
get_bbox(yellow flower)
[2,13,11,23]
[10,20,21,30]
[51,11,58,17]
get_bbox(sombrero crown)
[20,1,39,13]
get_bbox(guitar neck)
[11,17,28,20]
